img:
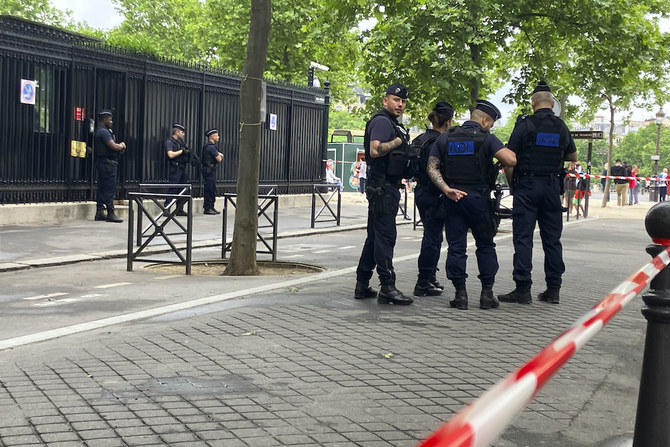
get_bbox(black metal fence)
[0,16,329,204]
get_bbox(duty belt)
[99,158,118,165]
[518,171,556,177]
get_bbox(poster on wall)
[20,79,36,105]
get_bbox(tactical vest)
[168,138,189,165]
[440,126,492,186]
[516,113,566,175]
[364,109,410,183]
[203,143,217,168]
[94,126,118,161]
[410,129,440,193]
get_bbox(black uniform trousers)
[356,184,400,287]
[511,175,565,290]
[444,187,497,287]
[201,167,216,210]
[415,186,445,280]
[95,159,118,212]
[165,165,189,208]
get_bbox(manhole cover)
[146,260,324,276]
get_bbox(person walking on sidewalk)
[659,168,668,202]
[411,101,455,297]
[428,100,516,310]
[94,110,126,223]
[354,83,414,305]
[498,81,577,306]
[201,128,223,215]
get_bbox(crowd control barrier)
[126,184,194,275]
[417,202,670,447]
[221,190,279,261]
[311,183,342,228]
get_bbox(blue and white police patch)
[448,141,475,156]
[536,132,560,147]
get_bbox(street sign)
[571,130,604,139]
[20,79,36,105]
[651,155,661,161]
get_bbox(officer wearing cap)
[165,123,190,216]
[201,128,223,215]
[354,83,413,305]
[411,101,455,297]
[94,110,126,223]
[427,100,516,310]
[498,81,577,305]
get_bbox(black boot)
[106,211,123,223]
[354,282,377,300]
[498,288,532,304]
[378,285,413,305]
[538,289,560,304]
[94,208,107,221]
[430,271,445,291]
[204,208,218,215]
[480,285,499,310]
[450,287,468,310]
[413,278,442,296]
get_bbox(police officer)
[201,128,223,215]
[498,81,577,305]
[165,123,190,216]
[354,83,413,305]
[412,102,455,297]
[427,100,516,310]
[94,110,126,223]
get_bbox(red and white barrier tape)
[567,173,667,183]
[417,243,670,447]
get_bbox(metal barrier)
[417,202,670,447]
[221,192,279,261]
[311,183,341,228]
[126,187,194,275]
[135,184,192,247]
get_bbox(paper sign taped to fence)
[70,140,87,158]
[20,79,36,105]
[269,113,277,131]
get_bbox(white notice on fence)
[20,79,36,105]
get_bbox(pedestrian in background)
[411,101,455,297]
[499,81,577,306]
[628,165,639,205]
[660,168,668,202]
[94,110,126,223]
[610,159,628,208]
[201,128,223,215]
[354,83,413,305]
[428,100,516,310]
[356,156,368,195]
[564,161,577,215]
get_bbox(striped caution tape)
[567,173,667,182]
[417,244,670,447]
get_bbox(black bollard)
[633,201,670,446]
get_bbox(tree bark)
[224,0,272,276]
[600,96,614,208]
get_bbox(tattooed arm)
[371,138,402,158]
[427,156,467,202]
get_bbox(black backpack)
[409,129,440,185]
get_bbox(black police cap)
[532,81,552,95]
[98,110,113,118]
[475,100,502,121]
[433,101,454,119]
[206,128,218,137]
[385,84,408,99]
[173,123,186,132]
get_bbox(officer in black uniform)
[498,81,577,305]
[94,110,126,223]
[201,128,223,215]
[428,100,516,310]
[354,84,413,305]
[412,101,455,297]
[165,123,190,216]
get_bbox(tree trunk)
[224,0,272,276]
[600,96,614,208]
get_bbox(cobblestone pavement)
[0,213,652,447]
